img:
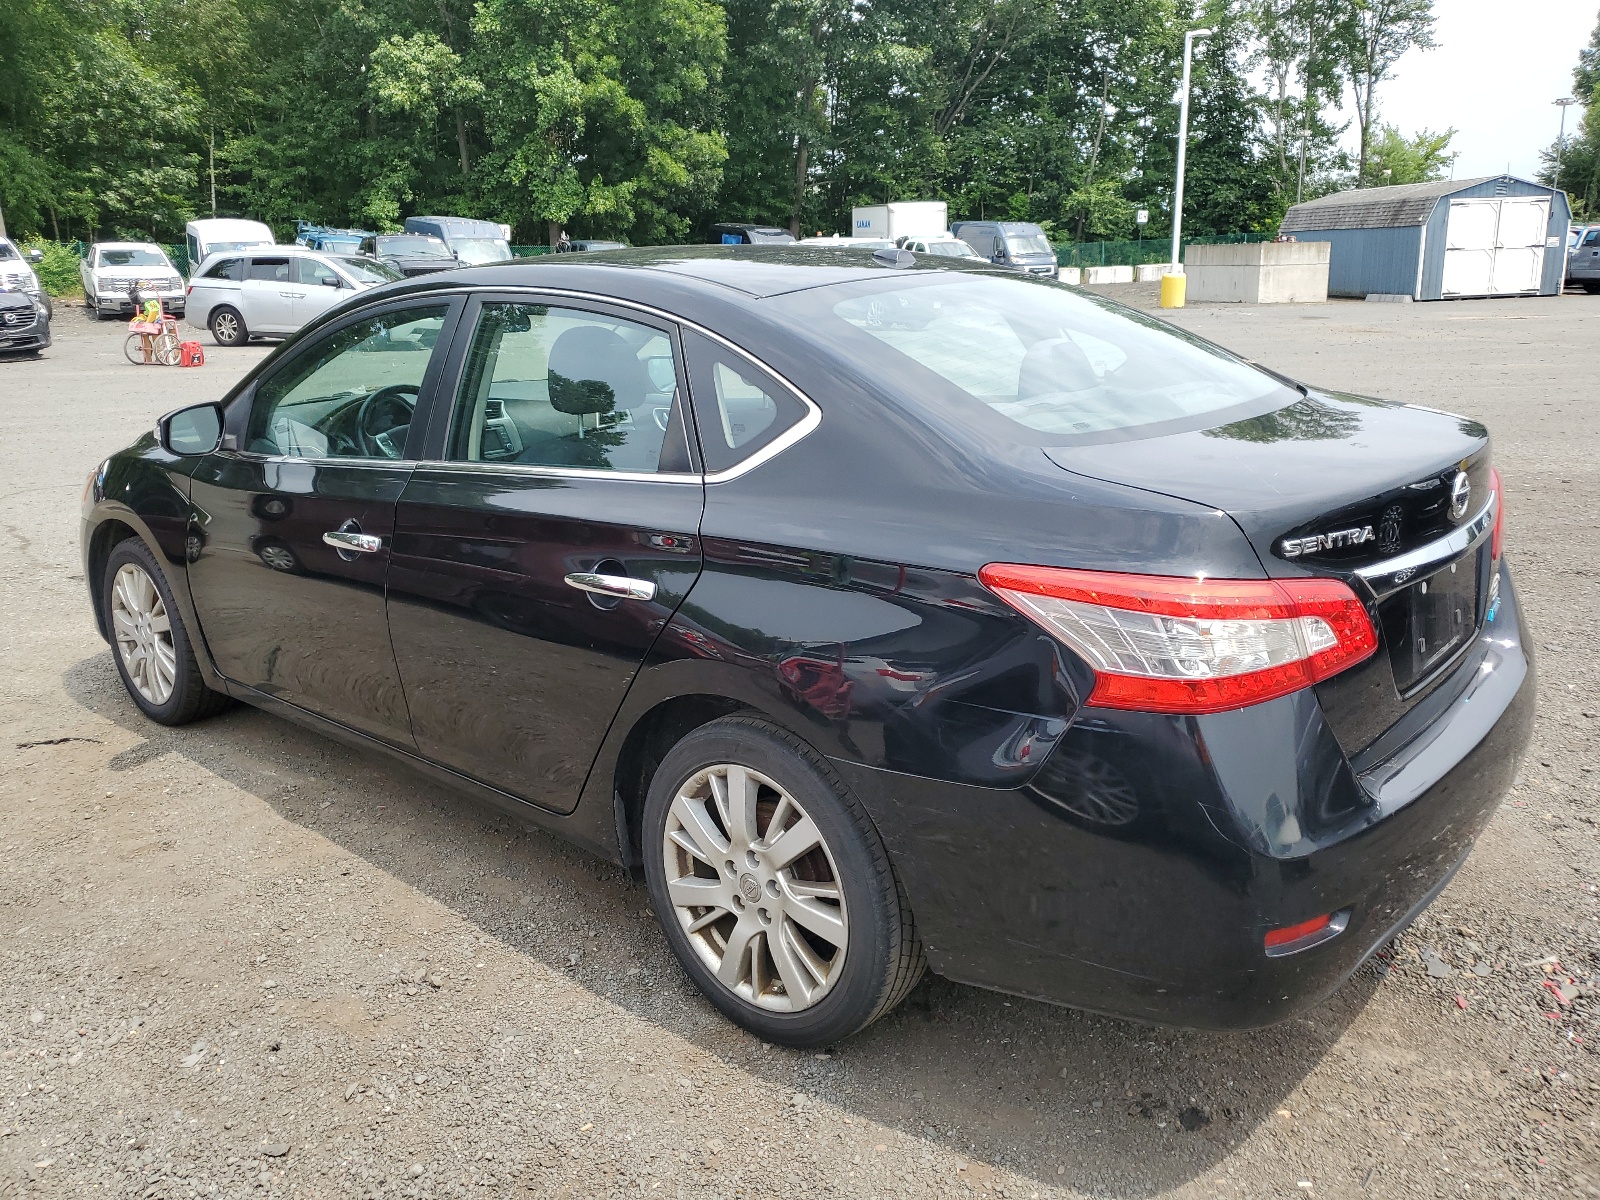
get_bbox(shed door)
[1441,198,1549,297]
[1489,198,1548,294]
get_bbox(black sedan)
[0,287,52,356]
[81,248,1534,1046]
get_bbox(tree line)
[1,0,1445,248]
[1541,11,1600,219]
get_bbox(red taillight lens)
[978,564,1378,715]
[1264,913,1334,950]
[1489,467,1505,562]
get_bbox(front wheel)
[123,333,150,365]
[102,539,234,725]
[643,716,925,1046]
[210,305,247,346]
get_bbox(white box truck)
[851,202,949,243]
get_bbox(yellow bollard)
[1160,270,1186,309]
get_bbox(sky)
[1352,0,1598,180]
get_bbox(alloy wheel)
[213,310,240,344]
[110,563,176,705]
[663,763,848,1011]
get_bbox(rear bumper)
[837,559,1535,1029]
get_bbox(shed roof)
[1281,177,1498,232]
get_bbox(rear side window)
[203,258,244,281]
[247,257,291,283]
[681,329,807,474]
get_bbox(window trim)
[418,285,820,484]
[221,294,464,465]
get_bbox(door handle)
[564,572,656,602]
[323,530,383,554]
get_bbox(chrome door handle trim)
[323,530,384,554]
[564,572,657,602]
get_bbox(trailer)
[851,202,949,243]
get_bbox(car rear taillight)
[1489,467,1505,563]
[978,564,1378,714]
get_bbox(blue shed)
[1280,175,1571,300]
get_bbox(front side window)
[247,306,447,459]
[247,257,292,283]
[99,248,169,268]
[811,275,1285,439]
[203,258,244,281]
[1585,229,1600,247]
[450,303,688,473]
[296,257,342,288]
[681,329,807,474]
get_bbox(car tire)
[1585,282,1600,295]
[102,538,234,726]
[210,306,247,346]
[642,715,925,1046]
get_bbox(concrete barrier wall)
[1135,263,1176,282]
[1082,265,1134,285]
[1185,241,1330,303]
[1057,267,1081,285]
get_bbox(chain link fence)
[1054,232,1268,268]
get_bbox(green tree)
[1366,124,1454,185]
[1345,0,1435,186]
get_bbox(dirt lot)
[0,293,1596,1200]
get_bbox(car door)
[386,293,705,812]
[185,297,462,746]
[1579,228,1600,281]
[240,255,299,333]
[293,256,349,326]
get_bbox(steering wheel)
[356,384,419,459]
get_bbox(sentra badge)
[1278,526,1375,558]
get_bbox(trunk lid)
[1044,390,1496,752]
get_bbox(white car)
[80,242,187,318]
[897,236,984,260]
[185,246,403,345]
[0,238,51,318]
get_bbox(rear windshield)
[382,237,453,256]
[785,274,1285,441]
[746,230,795,244]
[335,256,404,283]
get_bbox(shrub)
[22,241,85,297]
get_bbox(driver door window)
[448,302,690,473]
[246,306,447,460]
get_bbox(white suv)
[185,247,403,346]
[0,238,51,318]
[80,242,186,318]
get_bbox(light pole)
[1554,97,1578,189]
[1162,26,1211,308]
[1170,27,1212,272]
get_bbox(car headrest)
[546,325,650,416]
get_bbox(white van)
[184,219,275,276]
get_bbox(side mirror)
[322,275,343,288]
[159,403,224,456]
[27,248,43,264]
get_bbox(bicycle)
[125,313,182,366]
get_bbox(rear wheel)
[102,539,233,725]
[210,305,247,346]
[1585,281,1600,295]
[643,716,924,1046]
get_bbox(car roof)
[412,245,991,299]
[93,241,169,251]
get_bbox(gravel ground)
[0,294,1596,1200]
